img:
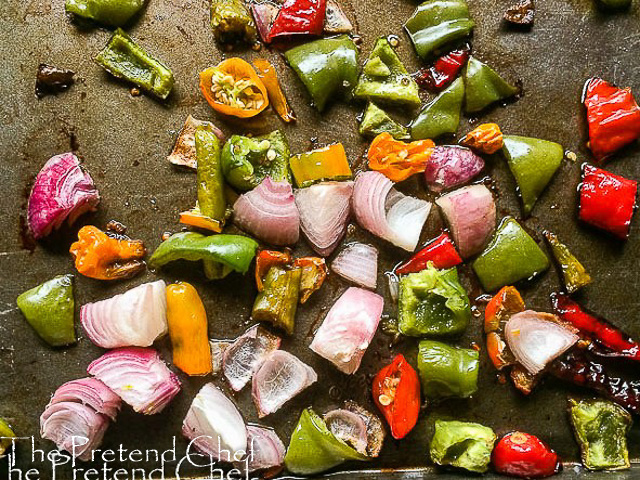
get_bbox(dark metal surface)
[1,0,640,478]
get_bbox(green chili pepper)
[221,130,291,191]
[404,0,475,59]
[210,0,257,44]
[430,420,496,473]
[65,0,146,27]
[418,340,479,398]
[16,275,76,347]
[502,135,564,215]
[544,231,592,294]
[195,127,226,224]
[569,398,631,471]
[285,35,359,112]
[464,57,519,113]
[0,417,16,458]
[359,102,410,140]
[95,28,174,99]
[472,217,550,292]
[410,77,464,140]
[148,232,258,280]
[252,266,301,335]
[398,263,471,337]
[354,38,421,107]
[284,408,369,475]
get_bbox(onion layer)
[49,377,121,421]
[324,409,368,454]
[424,146,484,193]
[331,243,378,289]
[241,425,286,474]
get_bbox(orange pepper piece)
[255,249,293,291]
[253,58,296,123]
[179,209,223,233]
[460,123,504,154]
[166,282,212,376]
[367,132,435,182]
[199,58,269,118]
[293,257,328,304]
[69,225,146,281]
[484,286,524,370]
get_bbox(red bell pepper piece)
[492,431,561,479]
[395,232,462,275]
[578,164,637,240]
[414,47,470,92]
[372,354,420,440]
[583,77,640,161]
[551,292,640,361]
[269,0,326,39]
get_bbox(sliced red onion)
[435,184,496,258]
[295,181,353,257]
[81,280,167,349]
[251,2,280,43]
[210,340,232,376]
[331,243,378,289]
[424,146,485,193]
[310,287,383,374]
[223,325,281,392]
[234,177,300,246]
[240,425,286,474]
[252,350,317,418]
[87,347,181,415]
[324,0,353,33]
[182,383,247,461]
[324,409,368,454]
[27,152,100,239]
[49,377,121,421]
[505,311,579,375]
[352,171,431,252]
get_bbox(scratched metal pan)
[1,0,640,478]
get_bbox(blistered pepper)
[289,143,352,187]
[210,0,257,44]
[472,217,550,292]
[95,28,174,99]
[253,59,296,123]
[414,47,470,92]
[569,399,631,471]
[255,249,293,291]
[372,354,421,440]
[396,233,462,275]
[484,286,524,370]
[354,37,421,107]
[430,420,496,474]
[418,340,479,398]
[285,35,358,111]
[410,77,464,140]
[252,265,301,335]
[166,283,212,376]
[269,0,326,39]
[359,102,410,140]
[578,164,637,240]
[460,123,504,154]
[464,57,519,113]
[70,225,146,281]
[492,431,561,479]
[367,133,435,182]
[583,77,640,161]
[0,417,15,458]
[17,275,76,347]
[294,257,328,304]
[65,0,145,27]
[544,232,591,294]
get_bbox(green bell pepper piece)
[210,0,257,43]
[404,0,475,59]
[196,127,226,224]
[464,57,519,113]
[410,77,464,140]
[221,130,291,191]
[544,231,592,294]
[359,102,410,140]
[284,408,369,475]
[472,217,550,292]
[148,232,258,280]
[95,28,174,100]
[17,275,76,347]
[354,38,421,107]
[252,266,301,335]
[398,263,471,337]
[418,340,479,398]
[0,417,16,458]
[569,399,631,471]
[430,420,496,473]
[285,35,359,112]
[502,135,564,215]
[65,0,146,27]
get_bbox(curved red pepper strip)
[395,232,462,275]
[414,47,470,92]
[269,0,326,39]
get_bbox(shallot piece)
[436,184,496,258]
[252,350,317,417]
[331,243,378,289]
[210,340,233,376]
[310,287,384,374]
[223,325,281,391]
[27,152,100,239]
[505,311,579,375]
[295,181,354,256]
[87,347,181,415]
[324,0,353,33]
[324,409,369,454]
[182,383,248,461]
[352,171,431,252]
[234,177,300,246]
[239,425,286,474]
[251,2,280,43]
[80,280,167,349]
[168,115,225,169]
[48,377,122,421]
[424,146,485,193]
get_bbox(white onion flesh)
[331,243,378,289]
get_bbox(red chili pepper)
[372,354,420,440]
[583,77,640,161]
[492,431,561,479]
[395,233,462,275]
[414,47,470,92]
[578,164,637,240]
[551,292,640,361]
[269,0,326,39]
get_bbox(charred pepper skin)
[544,232,592,294]
[66,0,146,27]
[210,0,257,44]
[492,431,561,479]
[252,265,302,335]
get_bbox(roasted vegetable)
[367,133,435,182]
[504,0,535,26]
[289,143,352,187]
[253,59,296,123]
[35,64,75,98]
[544,232,591,293]
[359,102,410,140]
[460,123,504,154]
[167,116,225,169]
[492,431,561,479]
[252,266,301,335]
[417,340,479,398]
[210,0,257,44]
[430,420,496,473]
[414,47,470,92]
[464,57,518,113]
[66,0,146,27]
[410,77,464,140]
[395,233,462,275]
[269,0,327,39]
[294,257,328,304]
